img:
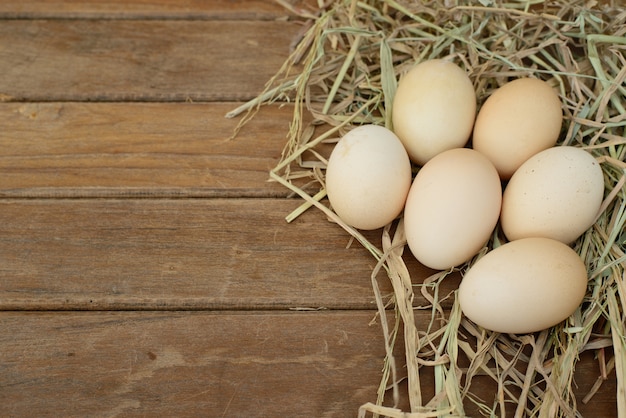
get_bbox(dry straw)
[229,0,626,416]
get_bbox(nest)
[229,0,626,416]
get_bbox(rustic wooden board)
[0,198,444,311]
[0,103,296,197]
[0,19,299,102]
[0,311,389,417]
[0,0,311,19]
[0,311,616,417]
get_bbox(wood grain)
[0,19,299,102]
[0,311,616,417]
[0,310,389,417]
[0,0,313,20]
[0,198,444,311]
[0,103,296,197]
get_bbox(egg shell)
[501,146,604,244]
[404,148,502,270]
[325,125,412,230]
[392,59,476,165]
[472,78,563,179]
[458,237,588,334]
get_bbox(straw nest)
[229,0,626,416]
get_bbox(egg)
[403,148,502,270]
[472,78,563,179]
[392,59,476,165]
[325,124,412,230]
[501,146,604,244]
[458,237,588,334]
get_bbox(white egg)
[392,59,476,165]
[472,78,563,179]
[403,148,502,270]
[459,237,588,334]
[325,125,412,230]
[501,146,604,244]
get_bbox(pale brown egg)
[325,125,412,230]
[458,237,588,334]
[500,146,605,244]
[392,59,476,165]
[472,78,563,179]
[403,148,502,270]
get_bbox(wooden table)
[0,1,618,416]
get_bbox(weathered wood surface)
[0,311,389,417]
[0,1,618,416]
[0,19,299,102]
[0,0,301,19]
[0,103,293,197]
[0,198,443,311]
[0,311,616,417]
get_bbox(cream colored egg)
[404,148,502,270]
[392,59,476,165]
[325,124,412,230]
[473,78,563,179]
[458,237,588,334]
[501,146,604,244]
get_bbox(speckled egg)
[500,146,605,244]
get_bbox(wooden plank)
[0,19,299,102]
[0,198,444,310]
[0,310,389,417]
[0,103,297,197]
[0,311,616,417]
[0,0,311,20]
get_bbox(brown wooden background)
[0,1,617,416]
